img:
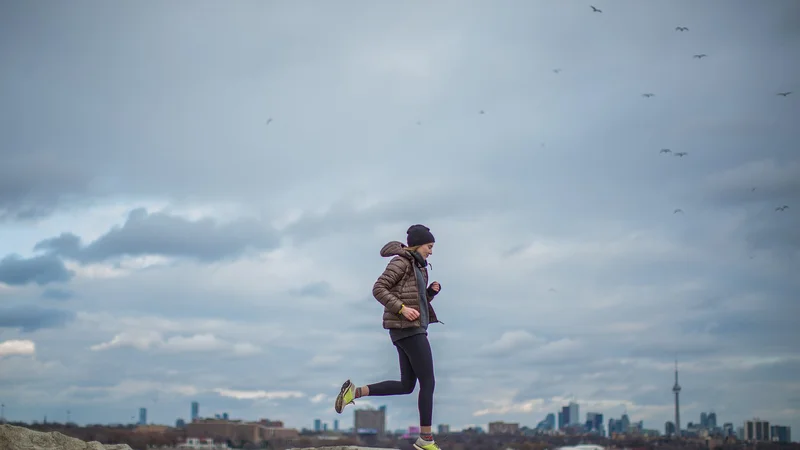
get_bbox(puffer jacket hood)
[380,241,413,259]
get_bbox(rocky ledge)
[288,447,398,450]
[0,424,133,450]
[0,424,399,450]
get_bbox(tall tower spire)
[672,358,681,438]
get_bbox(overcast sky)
[1,0,799,438]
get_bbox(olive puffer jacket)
[372,241,440,329]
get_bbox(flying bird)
[693,54,708,59]
[642,93,655,98]
[777,92,792,97]
[675,26,689,31]
[416,121,422,125]
[591,5,602,13]
[548,288,557,293]
[479,110,485,114]
[775,205,789,211]
[660,148,671,154]
[674,209,684,214]
[265,118,273,126]
[751,187,756,192]
[674,152,688,157]
[553,69,562,74]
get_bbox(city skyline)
[2,372,793,443]
[1,0,798,441]
[0,379,791,440]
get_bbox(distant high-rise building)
[558,411,565,429]
[568,402,579,426]
[665,421,676,436]
[585,412,598,432]
[722,422,734,437]
[536,413,555,431]
[585,412,603,435]
[561,405,570,428]
[176,418,186,428]
[314,419,322,432]
[700,412,708,428]
[138,408,147,425]
[771,425,791,443]
[672,360,681,438]
[355,407,386,436]
[222,412,229,420]
[707,412,717,429]
[323,422,328,431]
[438,424,450,434]
[334,419,339,431]
[620,414,630,434]
[191,402,199,422]
[744,418,770,442]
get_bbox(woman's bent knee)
[419,376,435,391]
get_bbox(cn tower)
[673,359,681,438]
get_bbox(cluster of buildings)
[313,403,452,445]
[141,401,299,445]
[312,418,339,432]
[469,362,792,444]
[130,361,793,446]
[665,362,791,442]
[148,396,792,448]
[528,403,656,438]
[664,413,791,442]
[182,417,296,443]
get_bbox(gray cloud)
[0,151,93,222]
[32,207,279,263]
[0,254,74,286]
[41,288,75,301]
[697,160,800,207]
[729,358,800,384]
[744,214,800,258]
[289,281,333,298]
[0,305,76,332]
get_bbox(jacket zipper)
[419,262,444,325]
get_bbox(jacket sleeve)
[426,284,440,302]
[373,256,408,314]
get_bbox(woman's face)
[417,242,434,259]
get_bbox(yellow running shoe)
[334,379,356,414]
[413,437,442,449]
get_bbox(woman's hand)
[430,281,440,293]
[401,306,420,321]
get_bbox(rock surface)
[0,424,133,450]
[288,447,398,450]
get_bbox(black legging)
[367,333,435,426]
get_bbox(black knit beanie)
[407,224,435,247]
